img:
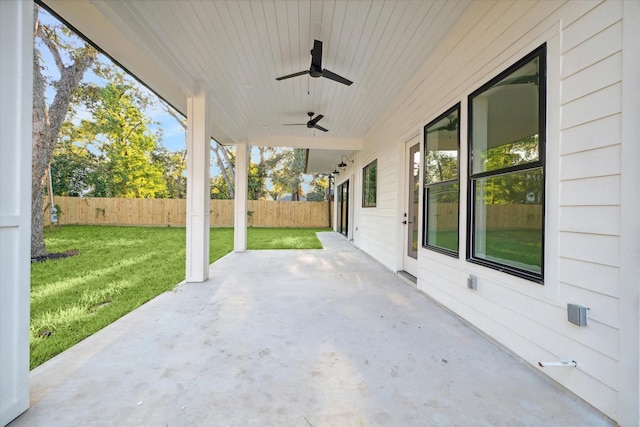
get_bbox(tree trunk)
[31,45,49,257]
[31,6,96,257]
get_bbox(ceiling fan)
[284,112,328,132]
[276,40,353,86]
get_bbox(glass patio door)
[337,180,349,237]
[403,141,420,276]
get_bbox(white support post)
[185,85,211,283]
[234,141,248,252]
[0,1,32,424]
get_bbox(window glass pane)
[473,168,543,274]
[425,110,458,184]
[426,183,459,253]
[471,56,540,174]
[363,159,377,207]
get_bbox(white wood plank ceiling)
[44,0,472,154]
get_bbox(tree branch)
[166,107,187,131]
[37,25,65,73]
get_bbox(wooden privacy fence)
[427,203,542,230]
[44,196,333,228]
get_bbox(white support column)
[0,1,32,424]
[234,141,248,252]
[185,85,211,283]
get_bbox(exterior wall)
[351,0,638,423]
[0,1,32,425]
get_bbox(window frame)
[422,103,461,257]
[466,44,547,283]
[362,159,377,208]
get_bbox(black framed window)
[468,44,546,283]
[362,159,377,207]
[423,104,460,256]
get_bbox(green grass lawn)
[30,226,328,368]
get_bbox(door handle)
[402,220,407,224]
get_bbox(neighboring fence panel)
[44,196,333,228]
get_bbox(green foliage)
[76,81,168,198]
[210,175,232,199]
[307,174,330,201]
[482,136,539,173]
[248,161,268,200]
[50,131,98,196]
[268,148,307,200]
[30,225,326,368]
[153,147,186,198]
[425,151,457,184]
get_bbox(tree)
[268,148,306,200]
[210,175,232,199]
[248,157,268,200]
[307,174,330,201]
[32,5,98,257]
[50,123,97,196]
[152,146,186,199]
[76,81,168,198]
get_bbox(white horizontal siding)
[560,206,620,235]
[561,0,621,54]
[561,82,621,130]
[562,22,622,79]
[560,114,621,155]
[557,3,623,416]
[560,144,620,180]
[560,175,620,206]
[351,0,627,420]
[560,283,620,329]
[559,258,619,298]
[561,52,621,104]
[560,233,620,267]
[356,142,403,271]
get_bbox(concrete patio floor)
[11,232,613,427]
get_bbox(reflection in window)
[423,104,460,256]
[468,44,546,282]
[473,170,543,272]
[362,159,377,207]
[426,183,459,253]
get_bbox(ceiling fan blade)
[276,70,310,81]
[322,69,353,86]
[495,74,538,86]
[309,114,324,126]
[310,39,323,69]
[313,124,329,132]
[426,125,448,134]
